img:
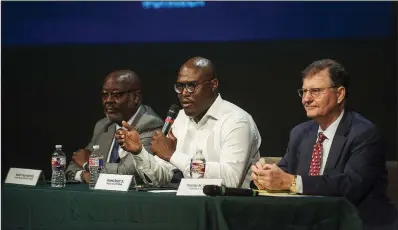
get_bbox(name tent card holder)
[94,173,134,192]
[5,167,46,186]
[177,178,222,196]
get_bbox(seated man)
[116,57,261,188]
[251,59,397,229]
[65,70,163,183]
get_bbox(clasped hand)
[251,159,294,191]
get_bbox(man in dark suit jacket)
[65,70,163,183]
[251,59,397,230]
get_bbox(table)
[2,184,363,230]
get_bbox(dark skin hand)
[82,171,90,184]
[150,129,177,162]
[115,120,177,161]
[72,149,91,168]
[115,121,142,154]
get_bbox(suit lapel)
[297,125,318,175]
[131,105,147,133]
[98,123,116,161]
[324,111,352,172]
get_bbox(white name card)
[5,168,43,186]
[94,173,133,192]
[177,178,222,196]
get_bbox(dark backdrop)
[2,38,397,179]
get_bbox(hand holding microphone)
[151,104,180,161]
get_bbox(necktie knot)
[317,132,327,143]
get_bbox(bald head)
[180,57,215,81]
[176,57,219,122]
[104,70,141,90]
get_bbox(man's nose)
[181,87,190,97]
[103,96,115,103]
[301,92,313,104]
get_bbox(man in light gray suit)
[65,70,163,184]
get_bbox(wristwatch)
[83,162,89,172]
[79,171,86,183]
[289,175,297,193]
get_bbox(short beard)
[106,113,123,125]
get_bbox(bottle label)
[89,157,99,167]
[98,158,104,168]
[51,157,66,168]
[190,160,206,174]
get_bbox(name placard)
[177,178,222,196]
[94,174,133,192]
[5,168,43,186]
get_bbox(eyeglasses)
[101,90,134,100]
[297,87,337,98]
[174,80,212,94]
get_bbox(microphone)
[161,104,180,135]
[203,185,259,197]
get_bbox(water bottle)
[190,150,206,179]
[89,145,104,189]
[51,145,66,187]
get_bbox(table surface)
[2,183,364,230]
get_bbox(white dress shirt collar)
[189,94,223,124]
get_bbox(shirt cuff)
[74,170,84,182]
[295,175,303,194]
[132,146,148,163]
[170,151,191,172]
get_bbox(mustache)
[104,103,118,110]
[181,98,194,103]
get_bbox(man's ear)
[133,90,142,104]
[211,79,219,92]
[336,87,345,104]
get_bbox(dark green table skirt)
[2,184,363,230]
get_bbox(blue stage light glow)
[141,1,205,9]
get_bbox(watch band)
[83,162,89,171]
[289,175,297,193]
[80,171,86,183]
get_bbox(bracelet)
[80,171,86,183]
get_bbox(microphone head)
[167,104,180,118]
[203,185,222,197]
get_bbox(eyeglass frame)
[174,79,215,94]
[297,86,338,98]
[101,90,137,100]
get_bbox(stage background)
[2,2,397,179]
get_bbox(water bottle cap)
[93,145,100,150]
[55,145,62,149]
